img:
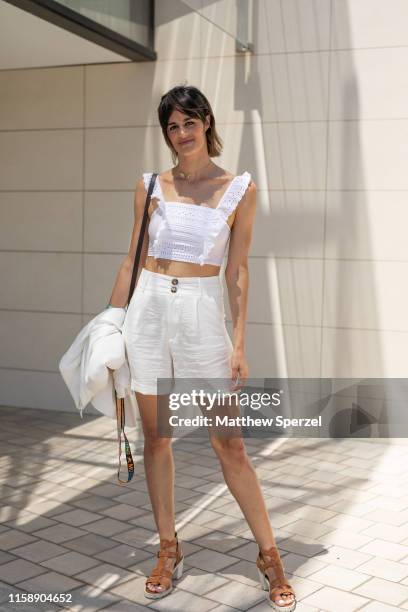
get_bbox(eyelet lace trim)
[143,171,252,266]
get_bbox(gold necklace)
[174,160,213,182]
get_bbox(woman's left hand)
[230,347,248,391]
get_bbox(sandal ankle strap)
[257,546,289,587]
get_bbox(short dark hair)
[157,85,223,164]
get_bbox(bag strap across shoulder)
[116,172,157,485]
[127,173,158,306]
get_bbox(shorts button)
[171,278,178,285]
[171,286,177,293]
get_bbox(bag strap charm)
[116,172,158,484]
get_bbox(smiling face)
[166,109,210,158]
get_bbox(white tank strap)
[217,171,252,219]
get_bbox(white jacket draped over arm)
[59,307,138,429]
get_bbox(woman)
[107,85,296,611]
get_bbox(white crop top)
[142,171,252,266]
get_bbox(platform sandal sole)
[257,567,297,611]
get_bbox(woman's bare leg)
[210,435,295,607]
[210,435,276,548]
[136,392,179,594]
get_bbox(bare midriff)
[144,257,220,277]
[143,202,237,278]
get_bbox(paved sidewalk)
[0,405,407,612]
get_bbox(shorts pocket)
[123,290,146,340]
[197,293,227,338]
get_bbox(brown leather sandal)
[256,545,297,611]
[144,530,184,599]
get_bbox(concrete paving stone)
[363,508,408,526]
[62,476,110,492]
[49,509,102,527]
[359,539,408,561]
[312,545,372,569]
[0,530,36,551]
[129,513,157,531]
[295,492,345,509]
[74,563,138,590]
[63,533,120,556]
[178,465,219,478]
[10,540,68,563]
[317,528,374,550]
[101,600,152,611]
[31,524,88,544]
[94,544,152,569]
[279,553,327,578]
[0,580,25,604]
[80,518,132,537]
[74,483,127,499]
[148,587,219,611]
[40,551,101,576]
[109,574,169,606]
[217,541,262,563]
[203,579,265,610]
[212,559,260,588]
[353,576,408,607]
[185,549,242,573]
[112,527,157,549]
[59,584,120,611]
[304,564,369,590]
[0,559,48,584]
[278,535,327,558]
[302,585,369,611]
[285,505,337,523]
[192,482,231,496]
[176,567,229,595]
[111,491,152,507]
[178,475,210,489]
[174,487,205,503]
[326,499,379,517]
[281,519,334,539]
[0,551,17,565]
[196,515,244,536]
[357,556,408,582]
[321,514,375,533]
[359,602,407,611]
[201,496,236,511]
[10,500,74,518]
[177,523,214,542]
[16,570,83,594]
[4,493,56,511]
[263,496,304,514]
[70,495,119,512]
[3,511,57,534]
[249,601,319,612]
[368,496,408,512]
[100,505,148,521]
[201,501,244,519]
[189,532,251,555]
[0,600,64,612]
[208,605,241,612]
[368,484,407,499]
[191,509,232,527]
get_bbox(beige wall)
[1,0,408,413]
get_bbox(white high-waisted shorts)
[122,268,234,395]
